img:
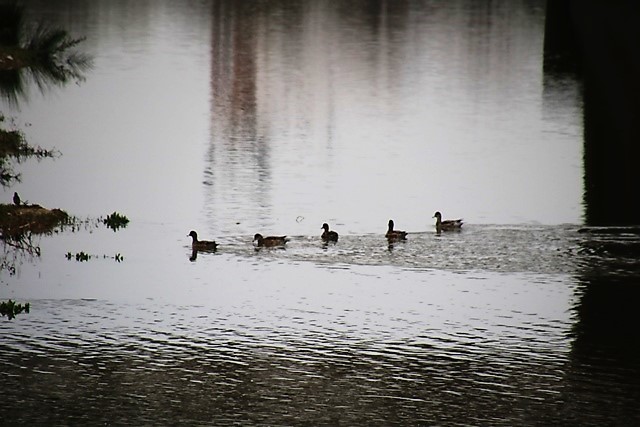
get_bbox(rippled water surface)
[2,0,640,425]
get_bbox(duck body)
[188,230,218,250]
[321,223,339,242]
[385,219,408,240]
[433,211,463,232]
[13,192,20,206]
[254,233,288,247]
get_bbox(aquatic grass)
[65,251,124,262]
[103,212,129,232]
[0,299,29,320]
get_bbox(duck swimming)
[188,230,218,250]
[385,219,408,240]
[433,211,463,232]
[253,233,288,247]
[321,223,339,242]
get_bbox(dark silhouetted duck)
[13,192,20,206]
[253,233,288,247]
[188,230,218,251]
[385,219,407,240]
[321,223,339,242]
[433,211,463,232]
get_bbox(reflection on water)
[2,0,639,424]
[564,227,640,424]
[206,0,582,234]
[3,224,640,423]
[0,2,92,104]
[0,268,576,424]
[190,225,582,274]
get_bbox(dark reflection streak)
[563,229,640,423]
[208,1,270,230]
[189,247,218,262]
[544,5,640,417]
[544,1,640,225]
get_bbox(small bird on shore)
[433,211,463,232]
[13,192,20,206]
[253,233,288,247]
[187,230,218,251]
[321,223,339,242]
[385,219,408,240]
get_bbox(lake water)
[2,0,640,425]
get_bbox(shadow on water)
[544,1,640,225]
[544,3,640,421]
[560,227,640,423]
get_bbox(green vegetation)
[0,299,29,320]
[103,212,129,232]
[65,251,124,262]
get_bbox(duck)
[187,230,218,251]
[385,219,408,240]
[321,223,339,242]
[253,233,288,247]
[433,211,463,232]
[13,192,20,206]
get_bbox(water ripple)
[3,227,640,424]
[203,225,592,275]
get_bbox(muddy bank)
[0,203,68,237]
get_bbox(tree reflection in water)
[0,1,93,318]
[0,1,93,104]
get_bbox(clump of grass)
[0,299,30,320]
[66,251,90,262]
[103,212,129,232]
[65,251,124,262]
